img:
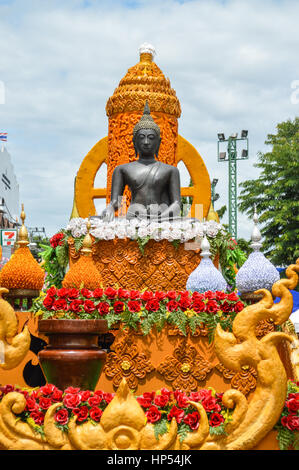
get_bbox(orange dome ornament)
[62,219,102,290]
[0,204,45,308]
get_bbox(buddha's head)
[133,102,161,159]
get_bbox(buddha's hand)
[100,204,115,222]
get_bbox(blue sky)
[0,0,298,239]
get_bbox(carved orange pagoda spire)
[105,43,181,204]
[62,218,102,290]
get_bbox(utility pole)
[211,178,220,207]
[217,131,249,239]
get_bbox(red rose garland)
[33,287,247,340]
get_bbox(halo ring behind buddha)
[74,134,211,220]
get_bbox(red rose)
[129,290,141,300]
[43,296,54,310]
[196,389,213,402]
[40,384,56,396]
[205,291,216,300]
[174,391,189,408]
[39,397,53,410]
[51,389,63,403]
[215,291,227,301]
[67,288,80,300]
[141,291,154,301]
[113,301,125,314]
[146,405,162,423]
[73,405,89,422]
[94,390,104,399]
[192,292,205,301]
[137,392,155,408]
[128,300,142,313]
[64,386,80,394]
[189,391,203,402]
[209,412,225,427]
[93,288,104,298]
[69,299,83,313]
[227,292,239,302]
[50,232,64,248]
[57,288,69,298]
[281,415,299,431]
[52,299,68,311]
[202,396,221,413]
[205,300,219,314]
[192,300,205,312]
[54,408,69,426]
[167,291,177,300]
[98,302,110,316]
[25,397,38,412]
[154,291,167,301]
[104,287,117,299]
[83,300,96,313]
[178,297,192,311]
[81,288,92,298]
[184,411,200,430]
[160,388,172,400]
[288,393,299,400]
[179,290,190,298]
[89,406,103,422]
[166,300,178,312]
[88,394,102,407]
[63,393,81,409]
[234,301,244,313]
[1,385,14,394]
[221,301,231,313]
[216,392,224,404]
[117,288,130,299]
[103,392,115,404]
[30,410,44,426]
[167,406,185,423]
[286,398,299,413]
[80,391,91,402]
[145,299,160,312]
[154,394,169,407]
[47,286,57,298]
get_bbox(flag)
[0,133,7,142]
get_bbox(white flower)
[103,228,115,240]
[115,226,127,239]
[139,219,149,228]
[159,221,171,230]
[160,229,171,240]
[126,226,138,239]
[168,229,182,241]
[137,226,149,238]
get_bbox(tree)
[238,117,299,266]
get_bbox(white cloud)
[0,0,298,241]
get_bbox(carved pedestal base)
[69,238,216,291]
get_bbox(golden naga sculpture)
[0,259,297,451]
[0,288,30,370]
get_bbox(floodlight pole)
[228,137,237,238]
[217,133,249,239]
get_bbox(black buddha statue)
[99,102,182,222]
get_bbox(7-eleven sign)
[1,230,17,246]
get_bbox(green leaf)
[276,426,294,450]
[209,424,227,436]
[177,422,190,443]
[55,245,69,268]
[153,419,168,440]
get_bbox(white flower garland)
[66,218,225,243]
